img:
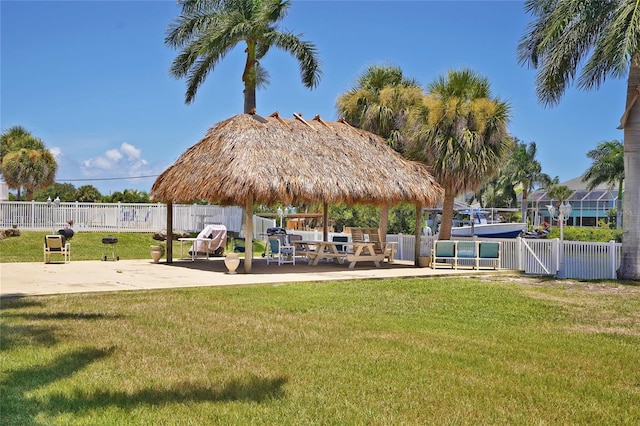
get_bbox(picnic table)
[298,240,386,269]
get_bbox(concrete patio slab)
[0,257,506,298]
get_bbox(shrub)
[547,226,622,242]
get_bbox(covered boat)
[450,209,526,238]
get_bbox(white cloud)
[87,156,114,170]
[53,141,167,193]
[82,142,151,175]
[50,147,62,158]
[120,142,142,160]
[105,149,122,161]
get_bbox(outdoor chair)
[455,240,479,269]
[288,234,307,259]
[44,234,70,263]
[351,228,365,245]
[332,235,350,254]
[330,235,350,264]
[266,235,295,265]
[233,237,246,253]
[431,240,456,269]
[478,241,501,270]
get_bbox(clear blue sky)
[1,0,625,196]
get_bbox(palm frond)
[581,0,640,88]
[269,31,321,88]
[582,139,625,190]
[518,0,625,105]
[183,54,221,104]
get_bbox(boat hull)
[450,223,526,238]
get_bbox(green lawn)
[2,276,639,424]
[0,231,266,263]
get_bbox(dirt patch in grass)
[480,274,640,294]
[477,274,640,337]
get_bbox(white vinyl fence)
[0,201,243,233]
[562,240,621,280]
[286,231,621,280]
[1,201,622,279]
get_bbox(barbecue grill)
[102,236,119,261]
[266,227,287,236]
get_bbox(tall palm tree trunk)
[520,189,529,226]
[438,189,456,240]
[243,41,257,114]
[616,180,623,229]
[619,63,640,279]
[243,84,256,114]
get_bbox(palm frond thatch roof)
[151,113,443,207]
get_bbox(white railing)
[0,201,243,233]
[391,234,620,280]
[518,238,557,275]
[562,240,621,280]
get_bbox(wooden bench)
[431,240,501,270]
[349,227,396,263]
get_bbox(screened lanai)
[524,187,623,227]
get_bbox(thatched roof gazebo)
[151,112,443,272]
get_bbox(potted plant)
[150,244,165,263]
[418,255,431,268]
[224,252,241,274]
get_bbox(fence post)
[609,240,617,279]
[117,202,121,232]
[31,200,35,228]
[553,238,560,277]
[516,237,523,271]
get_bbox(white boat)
[450,210,526,238]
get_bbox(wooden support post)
[167,201,173,263]
[244,193,254,273]
[323,202,328,242]
[415,204,422,267]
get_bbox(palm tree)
[2,148,57,200]
[582,140,624,229]
[518,0,639,279]
[336,65,423,237]
[165,0,321,113]
[406,69,512,240]
[1,126,33,161]
[1,126,57,200]
[502,140,553,225]
[473,173,517,209]
[546,184,573,225]
[336,64,423,153]
[75,185,103,202]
